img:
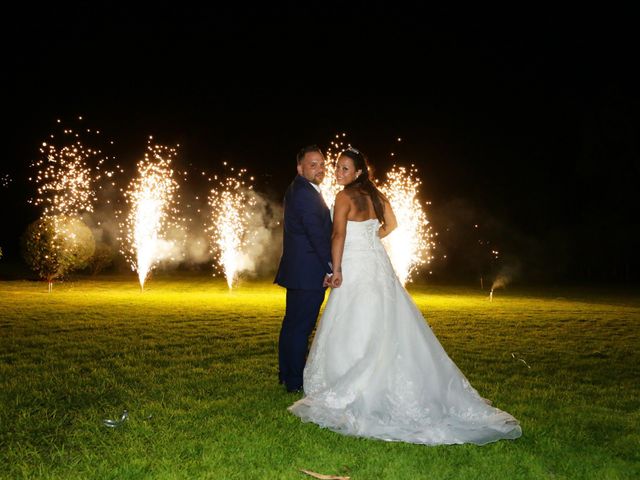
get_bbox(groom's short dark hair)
[297,145,323,164]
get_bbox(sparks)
[121,140,182,289]
[26,118,113,289]
[29,125,111,218]
[380,165,434,285]
[320,136,350,207]
[207,167,256,288]
[1,174,13,187]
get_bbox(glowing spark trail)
[121,139,181,289]
[29,120,111,218]
[207,166,256,288]
[380,165,434,285]
[26,118,113,289]
[320,133,348,207]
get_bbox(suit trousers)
[278,288,326,390]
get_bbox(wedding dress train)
[289,219,522,445]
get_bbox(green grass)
[1,276,639,479]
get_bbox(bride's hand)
[331,272,343,288]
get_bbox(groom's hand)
[323,274,332,287]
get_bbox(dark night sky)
[4,5,639,281]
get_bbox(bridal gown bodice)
[289,219,522,445]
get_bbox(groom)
[274,145,333,393]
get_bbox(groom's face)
[297,151,326,185]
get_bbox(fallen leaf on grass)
[300,469,351,480]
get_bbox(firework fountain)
[489,263,520,301]
[121,138,182,290]
[319,133,348,207]
[380,165,435,285]
[28,118,113,291]
[206,164,257,288]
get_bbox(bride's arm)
[330,191,350,288]
[378,199,398,238]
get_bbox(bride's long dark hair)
[341,147,388,225]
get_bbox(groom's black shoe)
[286,385,303,393]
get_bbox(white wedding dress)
[289,219,522,445]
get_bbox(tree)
[88,241,115,275]
[21,216,95,291]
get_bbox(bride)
[289,147,522,445]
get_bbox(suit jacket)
[274,175,333,290]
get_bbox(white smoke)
[179,187,283,279]
[153,227,186,264]
[491,262,522,291]
[69,184,284,279]
[186,235,210,264]
[229,189,282,279]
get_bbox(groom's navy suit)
[274,175,332,391]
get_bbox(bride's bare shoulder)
[335,190,350,203]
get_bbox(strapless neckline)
[347,218,378,224]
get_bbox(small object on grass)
[300,469,350,480]
[511,353,531,369]
[103,409,129,428]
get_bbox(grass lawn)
[1,276,638,479]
